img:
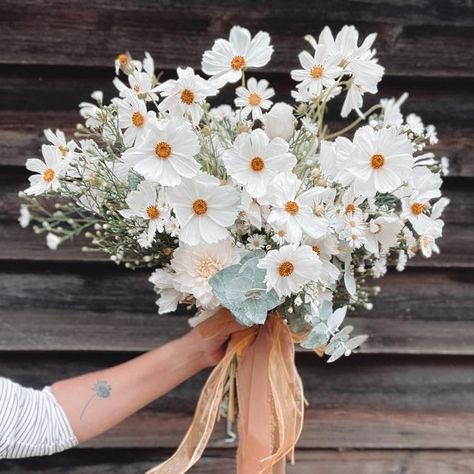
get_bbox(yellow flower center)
[345,203,356,214]
[277,229,286,237]
[248,93,261,106]
[370,154,385,169]
[278,261,294,277]
[180,88,195,105]
[43,168,55,182]
[312,245,321,255]
[411,202,424,216]
[132,111,145,127]
[192,199,208,215]
[285,200,299,215]
[146,205,160,219]
[196,257,222,279]
[155,141,172,159]
[58,145,68,157]
[250,156,265,172]
[310,65,324,78]
[231,55,246,70]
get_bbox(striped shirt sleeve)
[0,377,78,459]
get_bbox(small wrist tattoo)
[80,380,112,421]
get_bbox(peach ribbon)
[145,309,305,474]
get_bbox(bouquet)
[20,25,449,473]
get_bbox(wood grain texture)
[1,2,473,472]
[2,353,474,448]
[3,449,474,474]
[0,1,473,76]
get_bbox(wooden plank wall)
[1,1,473,472]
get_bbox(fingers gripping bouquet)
[21,25,449,473]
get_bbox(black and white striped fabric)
[0,377,78,459]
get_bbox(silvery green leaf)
[327,306,347,332]
[301,323,329,349]
[127,172,142,190]
[344,266,356,296]
[209,251,281,326]
[345,335,368,350]
[327,344,346,363]
[333,325,354,340]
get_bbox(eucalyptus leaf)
[209,251,281,326]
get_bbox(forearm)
[52,332,204,443]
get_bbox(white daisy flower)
[125,117,200,186]
[240,190,269,230]
[406,113,425,135]
[271,227,289,245]
[291,44,343,96]
[201,26,273,86]
[346,125,413,197]
[149,266,184,314]
[171,239,241,309]
[119,180,170,246]
[265,172,329,243]
[167,176,240,245]
[158,67,217,126]
[257,244,321,297]
[419,234,440,258]
[364,216,404,256]
[247,233,265,250]
[304,234,340,285]
[165,216,180,237]
[25,146,68,195]
[235,77,274,121]
[113,70,160,102]
[380,93,408,127]
[44,129,77,159]
[222,129,296,198]
[113,90,156,147]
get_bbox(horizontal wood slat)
[2,353,474,449]
[3,449,474,474]
[0,1,473,76]
[0,266,472,355]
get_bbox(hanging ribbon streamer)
[145,309,305,474]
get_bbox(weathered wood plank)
[0,73,472,175]
[1,219,472,268]
[1,353,474,448]
[0,1,473,76]
[0,265,472,321]
[3,448,474,474]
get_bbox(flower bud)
[263,103,295,141]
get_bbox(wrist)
[175,330,209,373]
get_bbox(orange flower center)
[278,261,294,277]
[312,245,321,255]
[132,111,145,127]
[118,54,129,65]
[146,205,160,219]
[411,202,424,216]
[155,141,172,159]
[58,145,68,157]
[285,200,299,215]
[180,88,195,105]
[43,168,55,182]
[345,203,356,214]
[250,156,265,172]
[192,199,208,215]
[310,65,324,78]
[231,55,246,70]
[248,93,261,106]
[370,154,385,169]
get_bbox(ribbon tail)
[146,311,256,474]
[237,315,305,474]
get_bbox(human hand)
[182,318,244,369]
